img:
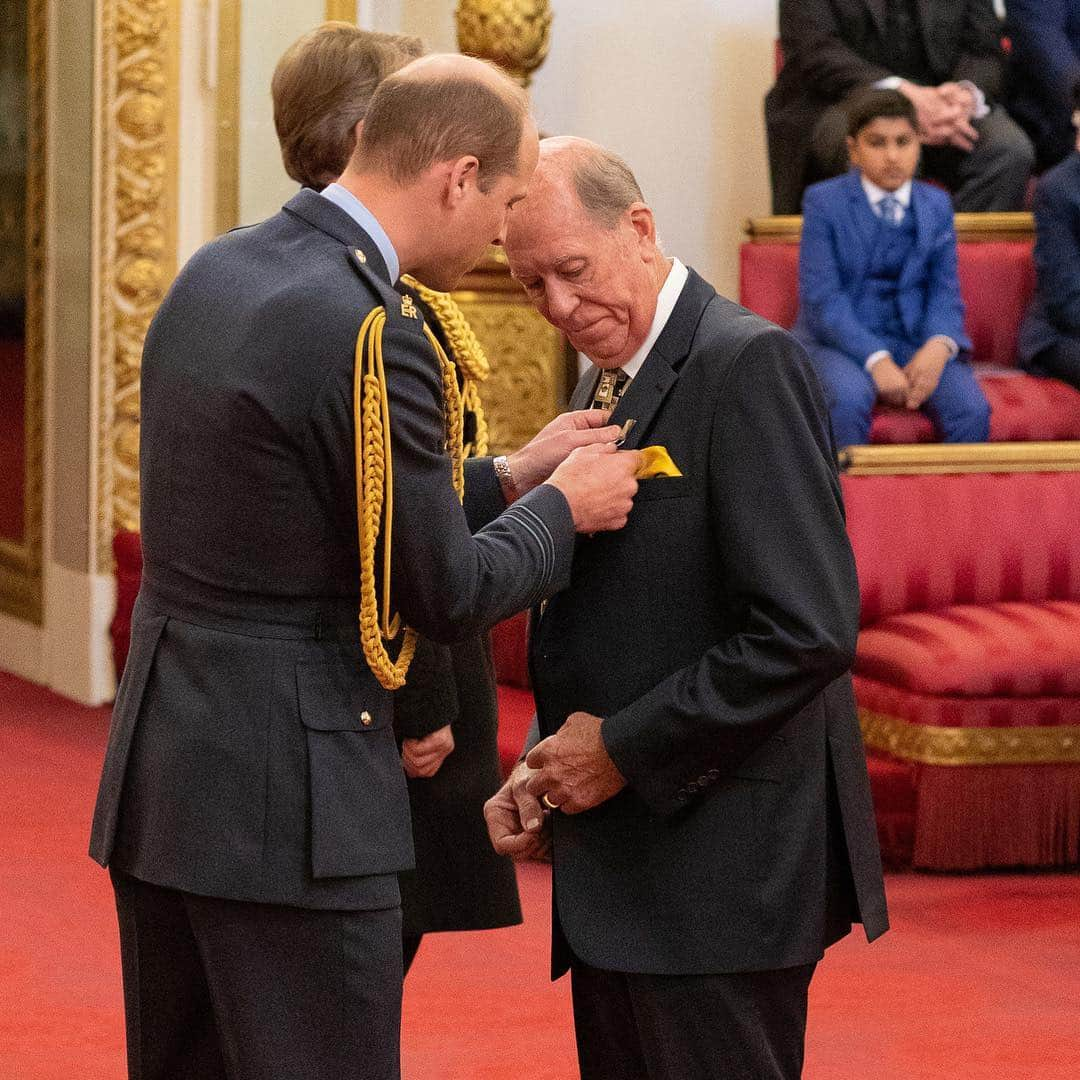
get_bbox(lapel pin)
[353,248,367,264]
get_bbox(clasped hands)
[871,337,952,411]
[899,80,979,151]
[483,711,627,861]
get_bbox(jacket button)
[686,781,699,793]
[676,789,688,800]
[697,775,709,785]
[360,710,373,727]
[707,769,720,780]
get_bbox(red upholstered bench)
[842,469,1080,870]
[740,225,1080,442]
[491,611,535,777]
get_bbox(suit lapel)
[899,182,932,293]
[606,269,716,449]
[847,171,877,287]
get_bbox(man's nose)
[545,281,578,323]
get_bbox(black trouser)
[110,869,403,1080]
[570,959,817,1080]
[1033,337,1080,392]
[810,101,1034,212]
[402,932,423,975]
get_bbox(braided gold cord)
[401,275,490,458]
[352,307,467,690]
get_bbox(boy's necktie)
[878,194,903,225]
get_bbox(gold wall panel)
[95,0,181,569]
[0,0,46,624]
[453,252,573,457]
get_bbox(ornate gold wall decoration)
[455,0,552,87]
[95,0,181,569]
[453,252,573,456]
[324,0,356,20]
[0,0,46,623]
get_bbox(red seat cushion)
[857,600,1080,697]
[841,472,1080,626]
[867,373,1080,443]
[854,673,1080,730]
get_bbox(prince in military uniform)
[89,55,640,1080]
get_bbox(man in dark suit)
[1018,79,1080,390]
[766,0,1034,214]
[89,56,642,1080]
[486,137,888,1079]
[1007,0,1080,171]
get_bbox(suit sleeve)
[952,0,1006,101]
[1006,0,1080,113]
[799,186,890,363]
[308,315,575,644]
[600,329,860,817]
[778,0,890,100]
[392,634,460,741]
[918,195,971,349]
[1032,173,1080,334]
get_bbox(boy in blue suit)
[1018,79,1080,391]
[794,90,990,447]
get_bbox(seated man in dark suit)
[794,90,991,447]
[1007,0,1080,171]
[1018,80,1080,390]
[486,136,888,1080]
[766,0,1034,214]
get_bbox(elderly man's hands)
[401,724,454,778]
[524,711,627,814]
[483,762,553,861]
[506,410,622,497]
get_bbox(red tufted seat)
[842,470,1080,869]
[739,236,1080,442]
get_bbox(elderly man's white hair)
[537,136,646,228]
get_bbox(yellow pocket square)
[636,445,682,479]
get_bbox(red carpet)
[2,669,1079,1079]
[0,339,26,542]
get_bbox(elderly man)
[486,138,888,1080]
[90,62,640,1080]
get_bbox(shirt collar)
[319,183,400,284]
[861,174,912,210]
[606,258,689,381]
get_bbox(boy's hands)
[870,355,910,407]
[904,339,952,409]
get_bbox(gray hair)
[571,148,645,228]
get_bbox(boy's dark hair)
[847,89,918,138]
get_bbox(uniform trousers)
[570,959,817,1080]
[110,869,403,1080]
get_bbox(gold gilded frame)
[0,0,47,624]
[215,0,241,236]
[94,0,181,569]
[324,1,356,20]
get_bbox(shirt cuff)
[928,335,960,359]
[957,80,990,120]
[865,349,892,372]
[875,76,903,91]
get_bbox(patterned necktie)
[878,194,903,226]
[591,368,631,413]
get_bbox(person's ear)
[845,134,858,165]
[445,156,481,207]
[627,203,656,244]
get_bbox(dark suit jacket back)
[531,270,888,977]
[89,190,575,909]
[766,0,1005,212]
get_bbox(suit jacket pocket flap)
[634,475,692,501]
[296,660,390,732]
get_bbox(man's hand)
[898,81,976,149]
[506,410,622,497]
[483,761,553,861]
[401,724,454,778]
[870,355,910,407]
[904,338,951,410]
[524,711,627,815]
[546,443,642,534]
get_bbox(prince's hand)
[483,762,553,862]
[506,410,622,497]
[525,712,627,814]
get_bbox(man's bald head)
[504,137,668,369]
[353,52,530,190]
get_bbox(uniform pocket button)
[360,710,373,727]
